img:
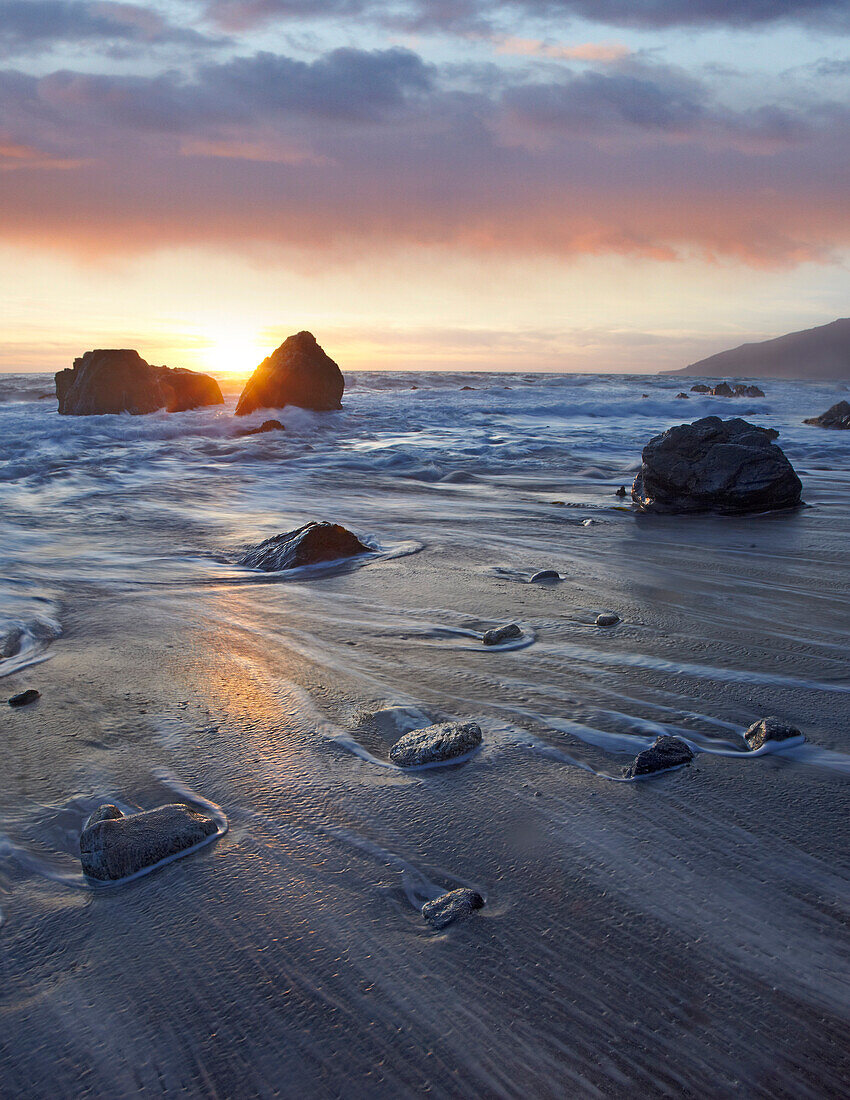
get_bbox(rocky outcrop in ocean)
[56,350,223,415]
[631,416,802,514]
[79,803,218,881]
[238,522,370,571]
[235,332,344,415]
[803,400,850,429]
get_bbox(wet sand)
[2,480,850,1097]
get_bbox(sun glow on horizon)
[201,333,270,379]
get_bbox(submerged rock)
[238,419,285,436]
[631,416,802,514]
[56,349,223,415]
[595,613,620,627]
[803,400,850,429]
[623,735,694,778]
[235,331,343,415]
[422,888,485,930]
[239,522,370,571]
[675,392,689,399]
[389,720,482,767]
[743,716,803,751]
[482,623,522,645]
[690,384,711,393]
[8,689,40,707]
[79,803,218,881]
[530,569,560,583]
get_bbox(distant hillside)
[668,318,850,379]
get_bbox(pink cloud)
[495,37,632,63]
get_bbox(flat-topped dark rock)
[691,384,711,393]
[80,803,218,881]
[632,416,802,515]
[389,720,482,767]
[239,521,370,571]
[743,717,803,751]
[803,400,850,429]
[235,331,343,415]
[623,735,694,778]
[422,888,485,929]
[56,349,223,416]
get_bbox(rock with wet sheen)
[389,720,482,767]
[238,419,285,436]
[79,803,218,881]
[631,416,802,514]
[239,522,370,571]
[623,736,694,779]
[596,613,620,627]
[803,400,850,429]
[422,888,485,930]
[8,689,40,707]
[743,716,803,751]
[482,623,522,645]
[530,570,560,583]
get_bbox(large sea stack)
[235,332,344,415]
[56,350,223,415]
[632,416,802,514]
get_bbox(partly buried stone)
[79,803,218,881]
[530,569,560,583]
[631,416,802,514]
[238,419,285,437]
[235,331,343,415]
[482,623,522,645]
[743,716,804,751]
[691,384,711,393]
[596,612,620,627]
[623,735,694,779]
[239,521,370,571]
[8,688,40,707]
[803,400,850,429]
[422,888,485,930]
[56,349,223,415]
[389,720,482,767]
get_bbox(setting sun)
[201,333,269,378]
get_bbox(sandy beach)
[1,372,849,1096]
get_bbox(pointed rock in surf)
[631,416,802,514]
[56,350,223,415]
[239,521,370,571]
[803,400,850,429]
[235,331,344,415]
[743,717,803,751]
[422,888,485,929]
[79,803,219,881]
[623,735,694,779]
[389,720,482,767]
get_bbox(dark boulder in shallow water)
[390,720,482,767]
[239,522,370,571]
[56,350,223,415]
[712,382,734,396]
[743,716,803,751]
[422,888,485,930]
[632,416,802,515]
[691,384,711,393]
[79,803,218,881]
[8,689,40,707]
[482,623,522,645]
[734,384,765,397]
[675,392,689,399]
[235,331,343,415]
[238,419,285,437]
[623,735,694,778]
[803,400,850,429]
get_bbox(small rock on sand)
[482,623,522,645]
[389,720,482,767]
[80,803,219,881]
[239,521,370,571]
[623,735,694,778]
[743,716,803,751]
[422,888,485,929]
[8,689,40,707]
[596,613,620,627]
[530,570,560,583]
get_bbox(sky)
[2,0,850,374]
